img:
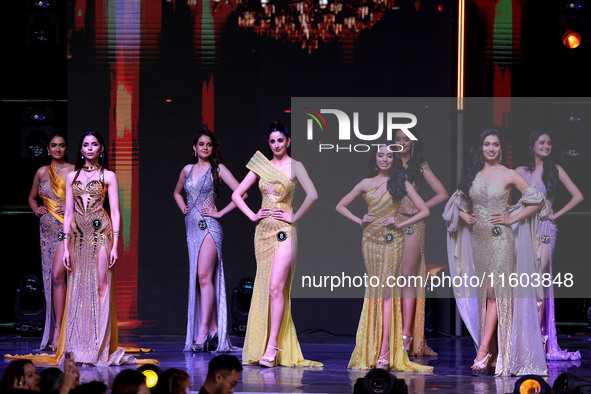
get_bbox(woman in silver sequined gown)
[517,131,583,361]
[173,129,242,352]
[443,129,548,376]
[28,133,74,350]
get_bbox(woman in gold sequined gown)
[393,130,448,356]
[231,121,321,367]
[443,129,547,376]
[28,134,74,351]
[336,145,432,372]
[5,131,155,366]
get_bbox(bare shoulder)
[555,163,565,174]
[103,169,118,181]
[36,165,50,178]
[515,165,527,174]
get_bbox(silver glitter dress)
[183,165,237,352]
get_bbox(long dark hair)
[267,120,291,159]
[458,128,502,195]
[526,131,558,198]
[191,127,223,200]
[368,142,407,200]
[396,131,425,188]
[0,360,34,391]
[75,130,109,171]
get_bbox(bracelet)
[113,231,121,237]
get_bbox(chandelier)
[235,0,393,53]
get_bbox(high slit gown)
[395,161,437,357]
[522,169,581,361]
[38,165,67,350]
[241,151,321,367]
[348,183,432,372]
[183,165,237,352]
[444,173,548,376]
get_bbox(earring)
[81,152,85,159]
[194,150,197,157]
[411,144,415,158]
[499,151,503,163]
[374,166,378,171]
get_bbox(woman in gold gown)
[336,145,432,372]
[393,130,448,356]
[28,133,74,350]
[443,129,548,376]
[231,121,321,367]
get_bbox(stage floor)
[1,334,589,393]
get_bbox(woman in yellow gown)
[336,145,432,372]
[231,121,321,367]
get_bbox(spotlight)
[231,278,254,335]
[563,31,583,48]
[513,375,553,394]
[137,364,162,390]
[14,275,45,334]
[553,372,591,393]
[353,368,408,394]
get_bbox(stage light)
[15,275,45,333]
[319,0,328,8]
[231,278,254,335]
[137,364,162,389]
[553,372,591,393]
[353,368,408,394]
[513,375,552,394]
[563,31,583,48]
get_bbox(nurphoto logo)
[304,108,418,152]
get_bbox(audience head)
[202,355,242,394]
[0,360,41,392]
[112,369,150,394]
[39,368,63,394]
[154,368,190,394]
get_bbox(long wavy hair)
[458,128,502,195]
[75,130,109,171]
[526,131,558,199]
[367,142,407,200]
[267,120,291,159]
[191,127,223,201]
[396,130,425,188]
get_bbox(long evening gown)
[443,173,548,376]
[6,169,157,365]
[183,165,237,352]
[395,161,437,357]
[241,151,321,367]
[348,183,433,372]
[522,169,581,361]
[38,165,66,350]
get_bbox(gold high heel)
[402,335,413,352]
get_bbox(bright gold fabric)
[39,164,67,224]
[348,183,432,372]
[242,151,321,367]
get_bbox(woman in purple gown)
[517,131,584,361]
[173,128,242,352]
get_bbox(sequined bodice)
[39,176,61,202]
[184,166,215,211]
[258,175,295,212]
[470,172,510,222]
[72,171,106,214]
